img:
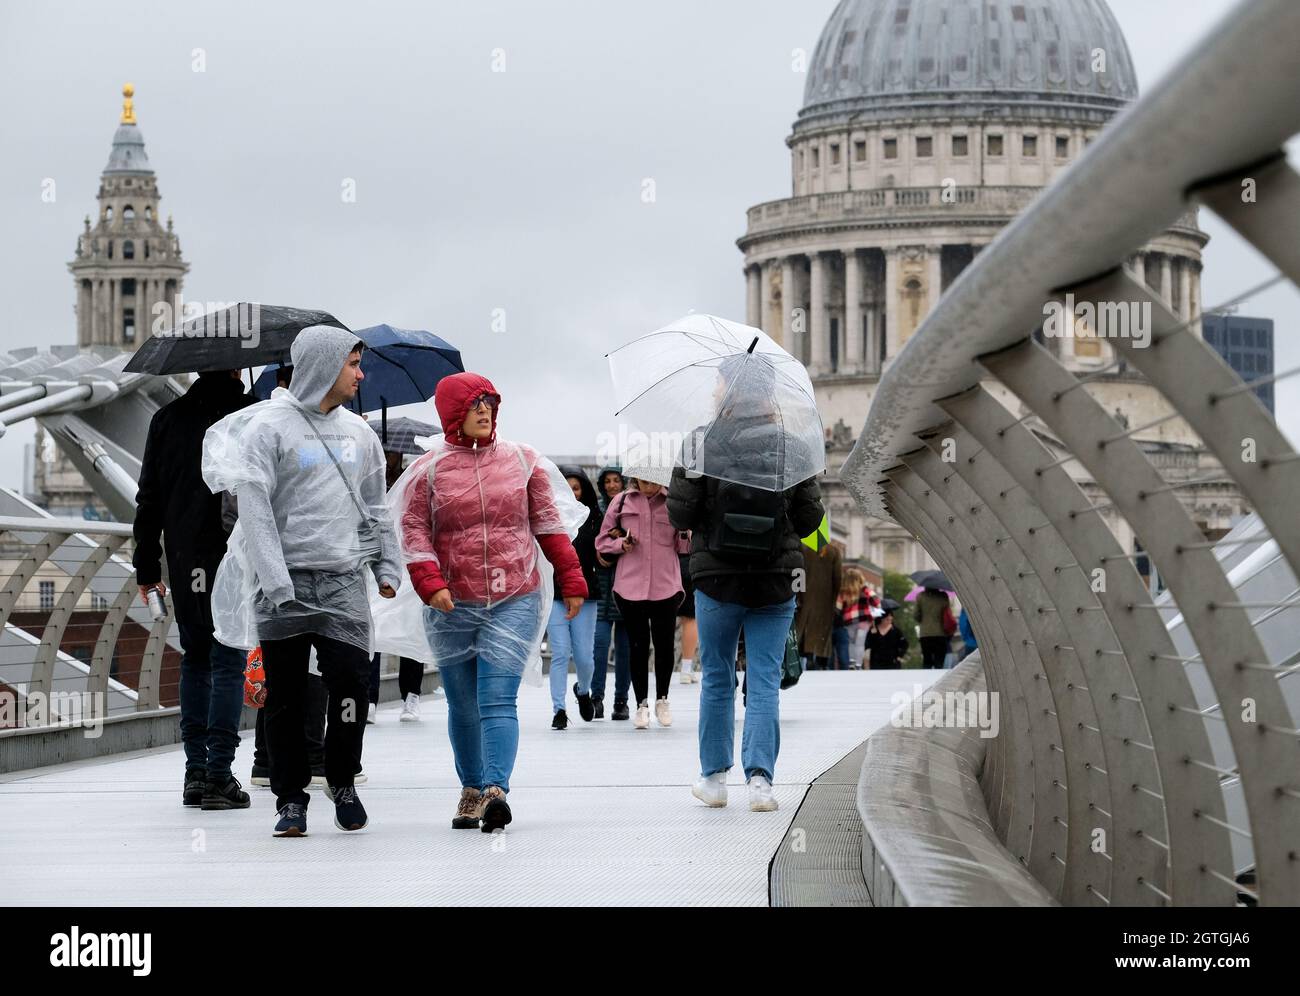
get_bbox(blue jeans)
[424,592,539,793]
[695,590,794,782]
[547,600,597,712]
[832,625,851,670]
[589,617,631,703]
[177,618,247,781]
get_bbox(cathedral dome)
[799,0,1138,127]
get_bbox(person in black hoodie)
[545,466,602,729]
[133,369,256,810]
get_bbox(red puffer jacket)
[401,372,587,605]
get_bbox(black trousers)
[920,636,949,669]
[262,632,370,808]
[253,672,326,769]
[615,593,681,704]
[398,657,424,699]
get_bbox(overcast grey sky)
[1,0,1296,488]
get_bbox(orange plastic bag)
[244,646,267,708]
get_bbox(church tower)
[68,84,188,347]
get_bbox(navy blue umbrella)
[253,324,463,413]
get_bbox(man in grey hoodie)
[208,325,402,837]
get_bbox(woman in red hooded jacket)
[395,372,587,832]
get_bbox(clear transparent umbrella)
[606,314,825,492]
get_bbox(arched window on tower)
[104,206,113,222]
[145,206,153,220]
[123,205,135,221]
[123,241,135,260]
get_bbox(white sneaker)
[679,669,693,685]
[692,771,728,807]
[655,697,672,727]
[399,693,421,722]
[748,775,778,812]
[633,702,650,729]
[366,702,377,725]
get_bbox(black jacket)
[132,375,256,622]
[667,467,824,606]
[557,465,602,602]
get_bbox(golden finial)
[121,83,136,125]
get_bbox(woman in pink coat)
[595,466,689,730]
[395,372,587,832]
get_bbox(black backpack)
[707,480,784,565]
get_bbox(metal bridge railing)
[0,493,180,733]
[842,0,1300,907]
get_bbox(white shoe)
[366,702,377,725]
[354,771,368,785]
[679,670,693,684]
[692,771,728,807]
[633,702,650,729]
[748,775,778,812]
[399,693,421,722]
[655,697,672,727]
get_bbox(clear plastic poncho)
[370,437,587,685]
[202,388,403,654]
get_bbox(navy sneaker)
[331,786,368,831]
[574,683,594,722]
[202,776,251,810]
[183,769,206,807]
[273,802,308,837]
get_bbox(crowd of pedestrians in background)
[135,325,972,840]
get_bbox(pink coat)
[595,489,689,603]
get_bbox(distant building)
[1201,314,1275,415]
[30,84,188,518]
[738,0,1246,570]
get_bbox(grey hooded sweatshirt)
[228,325,402,608]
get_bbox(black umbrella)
[881,597,902,612]
[917,570,955,592]
[370,416,440,455]
[909,570,933,583]
[124,304,349,375]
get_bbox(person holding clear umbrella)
[608,315,825,812]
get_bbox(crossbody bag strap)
[296,410,372,526]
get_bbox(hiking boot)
[552,709,568,731]
[592,695,604,720]
[452,787,484,829]
[201,775,251,810]
[273,802,308,837]
[611,699,630,721]
[480,785,512,833]
[183,769,206,807]
[332,786,368,831]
